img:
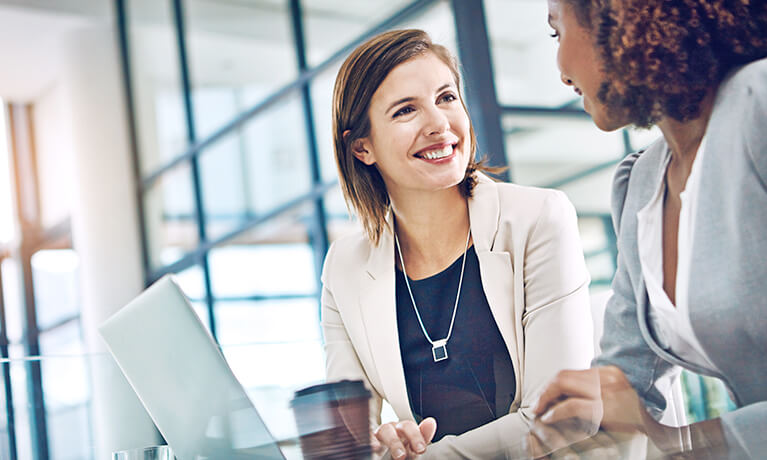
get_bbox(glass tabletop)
[0,348,756,460]
[0,344,317,460]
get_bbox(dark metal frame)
[170,0,218,339]
[7,104,49,460]
[0,263,18,459]
[451,0,509,180]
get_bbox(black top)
[396,245,516,442]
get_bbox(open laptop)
[99,275,286,460]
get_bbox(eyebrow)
[385,83,455,114]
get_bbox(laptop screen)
[99,275,285,460]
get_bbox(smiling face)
[547,0,628,131]
[351,51,472,200]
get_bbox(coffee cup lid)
[291,380,371,406]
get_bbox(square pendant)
[432,339,448,362]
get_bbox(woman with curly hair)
[528,0,767,458]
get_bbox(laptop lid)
[99,275,285,460]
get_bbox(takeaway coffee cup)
[290,380,372,460]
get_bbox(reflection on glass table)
[0,345,324,460]
[2,350,760,459]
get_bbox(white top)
[636,136,720,372]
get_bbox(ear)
[348,135,376,166]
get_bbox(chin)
[587,99,629,132]
[590,111,627,132]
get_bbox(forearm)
[423,409,532,459]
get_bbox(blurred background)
[0,0,733,458]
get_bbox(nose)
[560,73,574,86]
[423,105,450,136]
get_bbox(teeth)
[420,145,453,160]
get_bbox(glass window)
[215,298,320,346]
[502,114,624,187]
[324,186,360,244]
[0,360,10,459]
[31,250,80,330]
[207,202,324,441]
[399,0,456,50]
[1,258,24,344]
[309,63,340,184]
[302,0,413,66]
[208,245,316,301]
[199,91,312,240]
[127,0,189,175]
[207,202,317,303]
[184,0,298,139]
[38,322,92,460]
[143,161,200,271]
[38,322,89,409]
[8,344,34,459]
[172,264,210,331]
[485,0,573,107]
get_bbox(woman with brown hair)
[321,29,594,459]
[529,0,767,458]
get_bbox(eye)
[392,105,415,118]
[549,30,560,39]
[438,92,457,104]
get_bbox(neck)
[657,90,716,166]
[390,185,470,268]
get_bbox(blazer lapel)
[470,175,520,375]
[358,228,413,420]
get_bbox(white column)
[61,19,162,458]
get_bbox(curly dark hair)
[565,0,767,127]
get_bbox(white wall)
[36,14,162,460]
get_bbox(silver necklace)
[394,224,471,363]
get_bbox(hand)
[525,366,648,458]
[525,426,647,460]
[535,366,647,432]
[372,418,437,460]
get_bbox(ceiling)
[0,1,109,102]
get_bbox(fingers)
[396,421,427,454]
[540,398,602,433]
[533,369,601,416]
[419,417,437,444]
[371,429,383,452]
[530,419,592,457]
[375,423,408,460]
[374,420,428,459]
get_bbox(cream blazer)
[321,173,594,458]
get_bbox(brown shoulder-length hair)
[332,29,492,245]
[565,0,767,127]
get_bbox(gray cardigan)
[594,56,767,458]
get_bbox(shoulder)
[610,138,666,232]
[713,57,767,132]
[711,57,767,179]
[322,229,372,282]
[498,183,577,235]
[483,178,575,225]
[717,56,767,101]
